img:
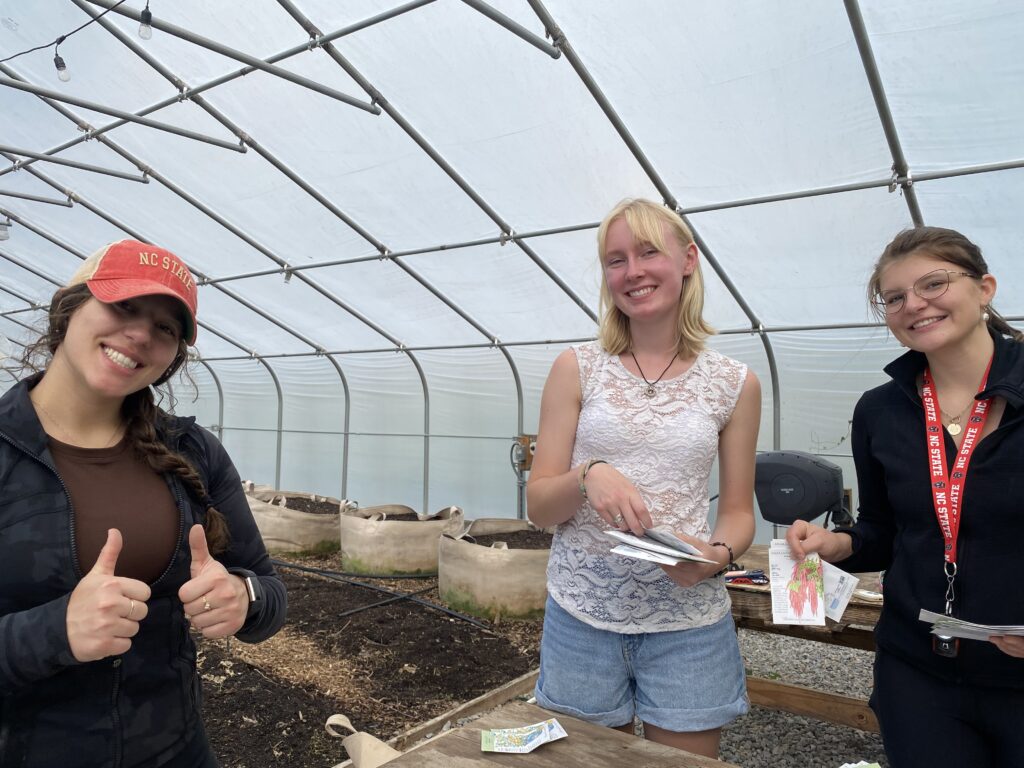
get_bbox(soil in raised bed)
[276,496,341,515]
[369,511,423,521]
[199,556,541,767]
[468,530,553,550]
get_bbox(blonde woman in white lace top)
[527,199,761,759]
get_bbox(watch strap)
[227,567,263,619]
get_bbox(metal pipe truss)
[81,0,381,114]
[844,0,924,227]
[0,189,72,207]
[0,75,245,153]
[1,144,148,183]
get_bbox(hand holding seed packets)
[918,609,1024,641]
[480,718,567,753]
[606,528,719,566]
[768,539,858,625]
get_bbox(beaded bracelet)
[577,459,607,499]
[710,541,735,577]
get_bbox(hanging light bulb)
[0,220,10,241]
[53,52,70,82]
[138,4,153,40]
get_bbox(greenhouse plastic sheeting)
[1,1,1022,538]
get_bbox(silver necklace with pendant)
[630,350,678,398]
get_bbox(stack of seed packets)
[480,718,567,753]
[768,539,859,625]
[918,609,1024,640]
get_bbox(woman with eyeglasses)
[0,240,286,767]
[527,199,761,759]
[787,227,1024,767]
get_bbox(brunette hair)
[19,284,229,553]
[596,199,713,358]
[868,227,1021,341]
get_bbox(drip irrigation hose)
[271,559,492,630]
[270,558,436,580]
[335,585,436,619]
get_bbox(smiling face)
[877,251,995,356]
[53,294,185,402]
[601,217,697,326]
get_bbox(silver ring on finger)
[127,598,136,620]
[613,514,624,524]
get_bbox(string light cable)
[0,0,133,80]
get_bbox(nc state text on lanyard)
[920,357,993,618]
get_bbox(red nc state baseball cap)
[67,239,198,345]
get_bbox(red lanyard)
[920,356,993,615]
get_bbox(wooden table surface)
[389,701,738,767]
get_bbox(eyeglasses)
[872,269,977,315]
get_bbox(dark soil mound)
[469,530,553,550]
[277,496,340,515]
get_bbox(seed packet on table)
[480,718,568,753]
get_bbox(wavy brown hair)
[869,227,1021,341]
[18,284,229,553]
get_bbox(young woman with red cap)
[0,240,287,767]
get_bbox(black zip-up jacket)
[0,376,287,767]
[837,331,1024,688]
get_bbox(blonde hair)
[596,199,713,357]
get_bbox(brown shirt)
[49,436,179,584]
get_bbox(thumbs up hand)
[66,529,151,662]
[178,524,247,639]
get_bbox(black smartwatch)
[227,568,264,620]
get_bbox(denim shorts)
[535,596,748,732]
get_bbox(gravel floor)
[720,630,888,768]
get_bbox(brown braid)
[123,388,230,555]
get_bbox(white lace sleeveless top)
[546,341,748,633]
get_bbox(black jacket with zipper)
[0,375,287,767]
[837,331,1024,688]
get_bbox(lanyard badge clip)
[934,561,960,658]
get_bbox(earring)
[982,307,991,323]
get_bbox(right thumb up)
[67,529,150,663]
[90,528,123,576]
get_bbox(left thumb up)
[188,523,213,580]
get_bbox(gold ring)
[127,598,136,620]
[202,596,212,612]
